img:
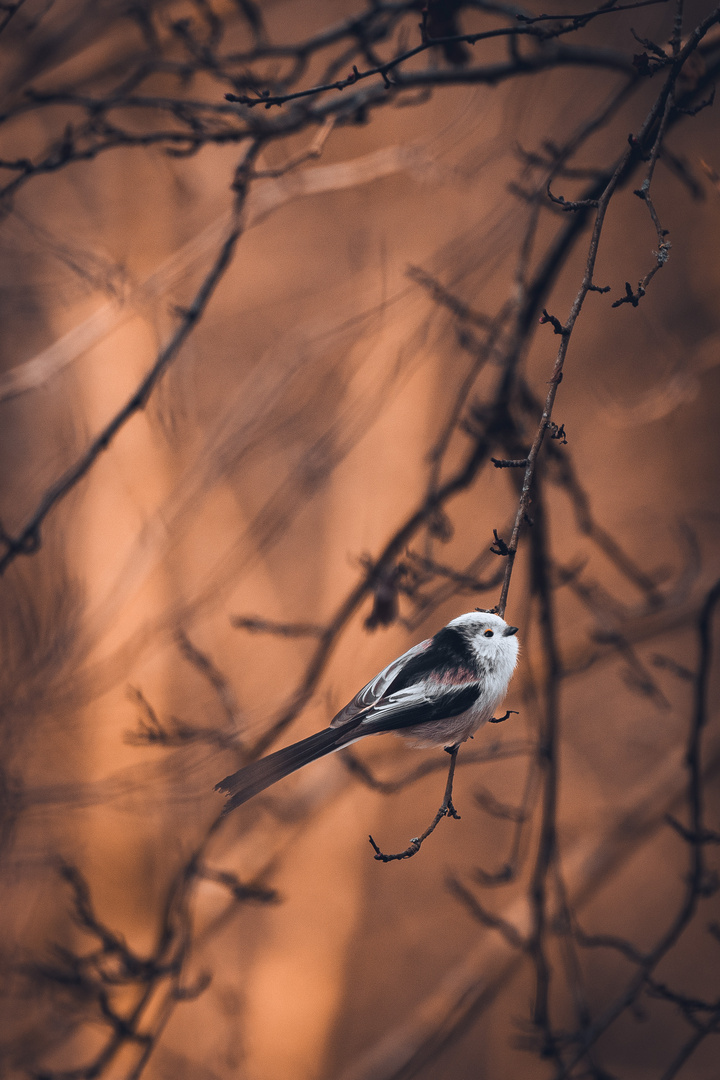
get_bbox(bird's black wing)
[331,625,482,730]
[383,626,479,695]
[354,680,481,736]
[330,636,433,729]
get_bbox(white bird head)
[447,610,520,676]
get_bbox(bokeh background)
[1,2,719,1079]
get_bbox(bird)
[215,610,519,815]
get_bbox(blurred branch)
[0,141,430,404]
[555,578,720,1077]
[496,9,720,615]
[176,630,243,740]
[337,713,720,1080]
[3,4,720,1078]
[230,614,326,637]
[0,195,251,577]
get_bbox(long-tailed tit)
[215,610,519,815]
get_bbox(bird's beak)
[503,626,519,636]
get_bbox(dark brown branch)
[555,577,720,1077]
[495,7,720,615]
[368,745,461,861]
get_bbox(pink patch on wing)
[433,666,475,686]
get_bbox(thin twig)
[368,745,461,861]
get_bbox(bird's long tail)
[215,726,352,815]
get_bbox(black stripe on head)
[384,625,478,695]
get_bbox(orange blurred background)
[1,3,719,1079]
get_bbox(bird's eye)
[484,630,494,638]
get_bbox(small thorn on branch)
[677,87,715,117]
[490,529,509,556]
[546,421,567,443]
[628,133,651,161]
[539,308,565,335]
[612,281,645,308]
[491,457,529,469]
[630,28,668,59]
